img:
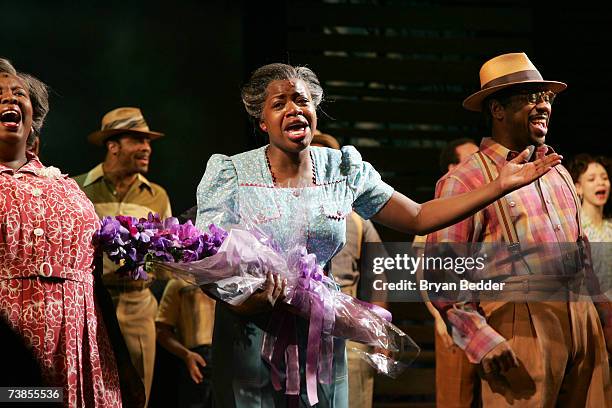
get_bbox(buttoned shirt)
[74,163,171,220]
[426,137,583,363]
[1,152,98,283]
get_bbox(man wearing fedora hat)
[76,106,171,219]
[74,106,172,407]
[426,53,610,407]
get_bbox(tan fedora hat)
[463,53,567,112]
[87,107,164,146]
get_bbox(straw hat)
[463,53,567,112]
[88,107,164,146]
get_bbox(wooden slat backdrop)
[325,100,479,125]
[287,3,532,32]
[291,54,482,84]
[284,1,533,406]
[288,33,533,56]
[286,0,533,240]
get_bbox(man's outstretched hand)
[498,148,562,193]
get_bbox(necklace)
[265,146,317,187]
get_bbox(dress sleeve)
[342,146,394,220]
[196,154,240,232]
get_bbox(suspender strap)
[474,152,520,245]
[474,151,532,275]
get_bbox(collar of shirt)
[479,137,555,168]
[82,163,153,191]
[0,150,45,175]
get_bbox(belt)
[1,263,94,285]
[502,275,581,292]
[479,275,584,302]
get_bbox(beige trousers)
[347,341,374,408]
[480,301,610,407]
[114,289,158,408]
[435,329,480,407]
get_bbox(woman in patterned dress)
[569,153,612,300]
[0,59,122,406]
[569,154,612,241]
[195,63,563,408]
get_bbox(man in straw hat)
[426,53,611,406]
[74,106,172,407]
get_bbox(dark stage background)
[5,1,611,406]
[6,1,610,226]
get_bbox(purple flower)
[208,224,228,246]
[94,212,229,280]
[144,212,162,225]
[116,215,139,237]
[150,236,174,252]
[181,249,200,263]
[153,250,175,262]
[176,221,200,240]
[163,217,180,231]
[131,265,149,280]
[97,217,120,242]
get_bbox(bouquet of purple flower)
[93,213,227,280]
[94,213,418,406]
[148,225,419,404]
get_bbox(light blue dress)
[196,145,393,407]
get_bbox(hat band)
[482,69,543,90]
[102,117,148,131]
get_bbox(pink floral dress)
[0,153,122,407]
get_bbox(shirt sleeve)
[342,146,394,220]
[426,174,505,364]
[156,279,182,327]
[362,219,382,243]
[196,154,240,233]
[362,219,388,302]
[426,175,479,243]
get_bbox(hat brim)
[463,80,567,112]
[87,129,165,146]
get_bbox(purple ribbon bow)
[261,249,333,406]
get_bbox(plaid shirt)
[426,137,584,363]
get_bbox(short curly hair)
[568,153,610,183]
[0,58,49,142]
[241,63,323,128]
